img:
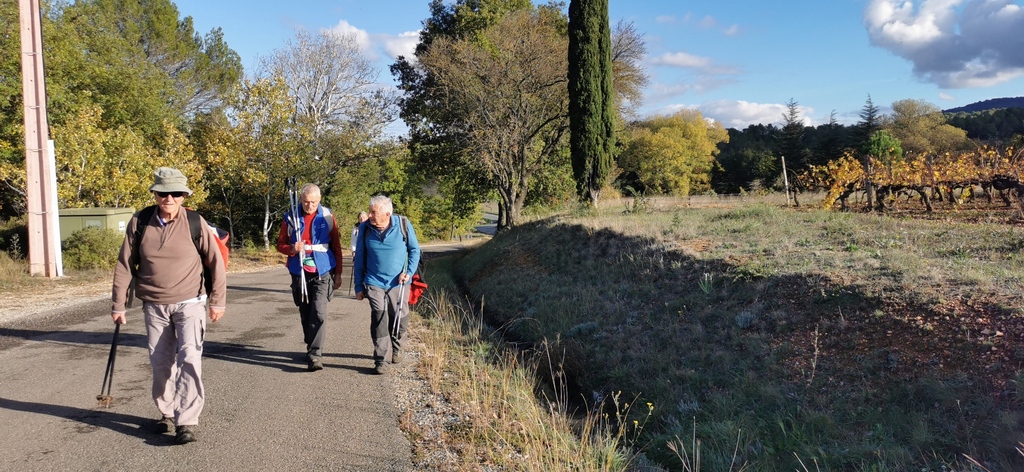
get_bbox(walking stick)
[96,323,120,407]
[392,282,407,338]
[347,268,353,296]
[286,177,308,303]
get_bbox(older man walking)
[353,195,421,375]
[276,183,344,371]
[110,167,227,445]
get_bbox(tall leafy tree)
[48,0,241,132]
[568,0,615,205]
[228,77,307,249]
[618,110,728,195]
[260,29,393,140]
[610,20,648,119]
[418,9,569,229]
[259,28,396,192]
[54,105,204,210]
[886,99,970,158]
[0,0,241,218]
[391,0,533,230]
[0,0,27,216]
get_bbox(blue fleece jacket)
[353,215,420,293]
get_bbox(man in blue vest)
[276,183,344,371]
[354,195,421,375]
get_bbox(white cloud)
[652,52,711,69]
[701,100,815,128]
[380,30,420,61]
[326,19,422,66]
[864,0,1024,88]
[939,91,956,101]
[650,52,740,75]
[327,19,373,55]
[655,15,676,24]
[722,24,741,36]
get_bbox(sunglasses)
[155,191,187,198]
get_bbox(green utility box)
[58,207,136,242]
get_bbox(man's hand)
[333,273,343,291]
[111,312,126,325]
[292,240,305,255]
[209,307,225,323]
[399,272,410,285]
[355,291,365,301]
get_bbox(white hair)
[369,195,393,214]
[301,183,321,197]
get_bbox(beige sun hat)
[148,167,193,195]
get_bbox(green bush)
[62,227,123,271]
[0,217,28,259]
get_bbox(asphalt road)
[0,266,413,471]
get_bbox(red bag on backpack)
[408,273,428,305]
[206,224,230,268]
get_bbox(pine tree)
[568,0,615,205]
[856,95,882,210]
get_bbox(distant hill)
[943,97,1024,114]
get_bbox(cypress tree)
[568,0,615,205]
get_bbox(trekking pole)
[393,281,407,338]
[96,323,120,408]
[286,177,308,303]
[347,268,353,296]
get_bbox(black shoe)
[391,349,403,364]
[153,416,174,434]
[373,362,387,375]
[308,358,323,371]
[175,425,197,444]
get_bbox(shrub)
[62,227,123,271]
[0,217,28,259]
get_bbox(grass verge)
[449,201,1024,470]
[407,252,661,470]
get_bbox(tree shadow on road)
[0,397,178,445]
[204,341,310,373]
[0,327,324,374]
[322,352,376,374]
[226,285,291,294]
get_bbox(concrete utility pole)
[19,0,61,277]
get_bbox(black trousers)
[291,272,333,359]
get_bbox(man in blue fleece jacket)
[354,195,421,375]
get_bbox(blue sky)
[172,0,1024,131]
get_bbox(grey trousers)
[143,300,206,426]
[366,284,408,364]
[291,272,333,360]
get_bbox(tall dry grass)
[411,264,659,471]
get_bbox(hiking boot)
[391,349,403,364]
[175,425,197,444]
[153,416,174,434]
[373,362,387,375]
[308,358,324,372]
